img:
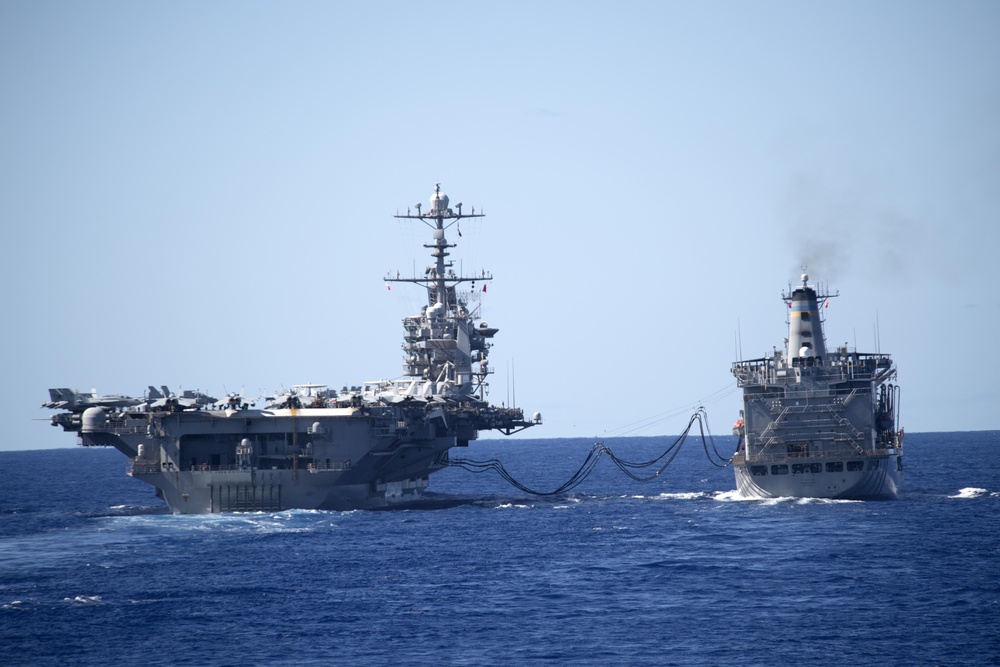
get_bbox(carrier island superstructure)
[44,185,539,513]
[730,275,903,499]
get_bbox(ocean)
[1,432,998,667]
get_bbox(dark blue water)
[1,432,998,666]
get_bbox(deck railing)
[735,448,898,465]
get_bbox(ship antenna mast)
[387,183,487,301]
[386,184,496,400]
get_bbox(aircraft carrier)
[44,185,540,513]
[730,274,903,499]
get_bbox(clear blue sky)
[2,1,998,451]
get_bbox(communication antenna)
[506,360,510,407]
[876,310,882,354]
[737,319,743,361]
[512,359,517,409]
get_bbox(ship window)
[750,466,768,477]
[826,462,844,473]
[801,312,811,321]
[808,463,822,474]
[792,464,805,474]
[847,461,864,472]
[801,330,812,337]
[771,464,789,475]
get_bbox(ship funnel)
[787,278,827,360]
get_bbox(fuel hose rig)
[444,407,731,496]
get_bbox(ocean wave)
[713,492,860,504]
[712,490,748,502]
[949,487,989,499]
[651,491,713,501]
[63,595,102,606]
[494,503,533,510]
[753,496,860,505]
[794,497,862,505]
[550,496,583,507]
[98,508,346,535]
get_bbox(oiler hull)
[732,450,903,500]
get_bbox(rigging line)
[600,382,739,438]
[605,382,739,437]
[600,405,699,438]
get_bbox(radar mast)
[386,184,496,402]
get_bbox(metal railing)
[733,353,894,387]
[307,461,351,472]
[737,448,897,465]
[128,462,163,475]
[128,462,258,475]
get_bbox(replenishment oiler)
[731,274,903,499]
[44,185,540,513]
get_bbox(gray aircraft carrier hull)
[56,401,527,514]
[131,467,432,513]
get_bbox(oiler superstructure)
[45,185,539,513]
[731,274,903,499]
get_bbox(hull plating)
[134,468,432,514]
[733,454,903,500]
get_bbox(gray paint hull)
[733,451,903,500]
[61,403,528,514]
[134,468,431,513]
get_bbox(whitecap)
[949,487,988,499]
[64,595,102,605]
[653,491,710,501]
[495,503,532,510]
[794,497,861,505]
[712,490,750,502]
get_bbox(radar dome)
[430,190,449,211]
[81,407,106,433]
[799,346,813,357]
